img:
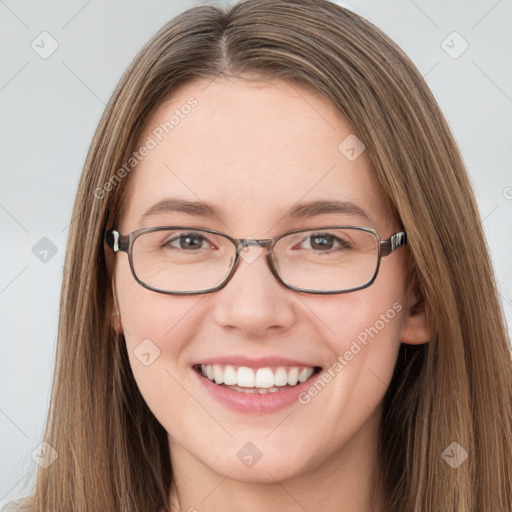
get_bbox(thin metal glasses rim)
[104,225,407,295]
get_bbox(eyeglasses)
[105,226,407,295]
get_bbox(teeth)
[237,367,255,387]
[274,367,288,387]
[255,368,274,388]
[199,364,316,389]
[223,365,237,385]
[213,365,224,385]
[287,367,299,386]
[298,367,313,383]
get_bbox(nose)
[212,245,296,337]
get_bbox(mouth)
[193,363,323,394]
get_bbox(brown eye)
[164,233,210,251]
[299,233,351,252]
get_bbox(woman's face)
[113,76,414,483]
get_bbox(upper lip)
[192,356,322,369]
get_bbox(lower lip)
[193,368,321,414]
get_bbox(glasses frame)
[105,226,407,295]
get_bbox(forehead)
[118,76,392,235]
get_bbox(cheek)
[113,259,200,405]
[288,297,402,464]
[114,256,198,346]
[297,268,405,426]
[325,293,404,354]
[115,284,212,445]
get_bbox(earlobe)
[400,291,430,345]
[111,306,123,335]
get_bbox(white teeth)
[213,365,224,385]
[274,367,288,387]
[287,367,299,386]
[199,364,317,389]
[298,367,314,383]
[255,368,274,388]
[223,365,237,385]
[226,385,281,394]
[237,367,255,387]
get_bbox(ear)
[400,288,430,345]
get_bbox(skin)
[107,76,430,512]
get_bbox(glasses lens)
[273,228,379,292]
[132,229,235,293]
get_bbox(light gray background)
[1,0,511,505]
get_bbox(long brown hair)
[17,1,512,510]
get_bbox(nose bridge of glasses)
[232,238,274,272]
[234,237,274,258]
[236,238,272,248]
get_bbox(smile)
[194,364,322,393]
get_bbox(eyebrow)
[140,198,372,223]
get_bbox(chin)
[197,441,316,484]
[217,459,306,484]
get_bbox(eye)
[299,233,351,251]
[164,232,213,251]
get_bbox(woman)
[6,0,511,510]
